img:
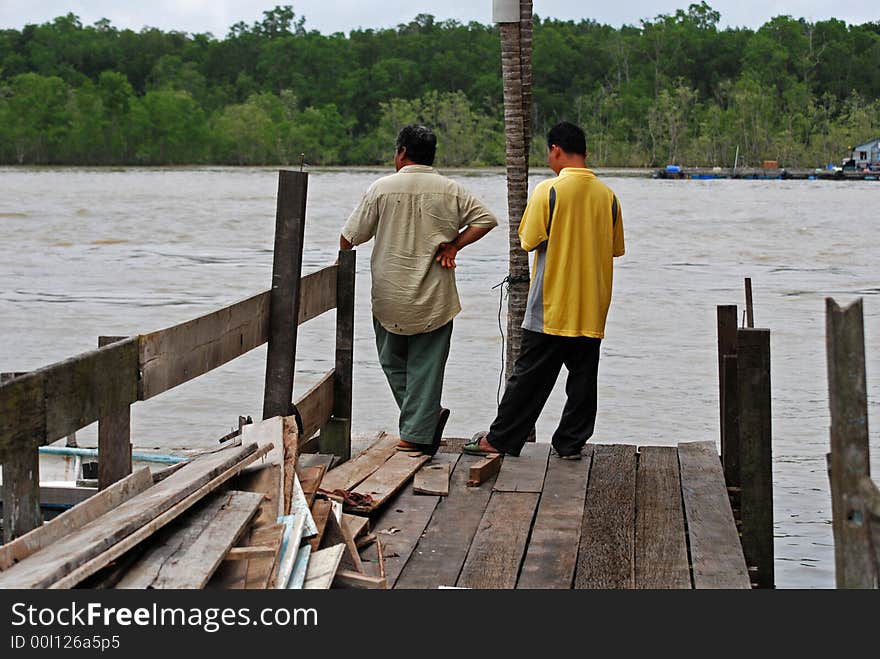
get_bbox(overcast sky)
[0,1,875,36]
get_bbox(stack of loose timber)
[0,440,272,589]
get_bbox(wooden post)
[744,277,754,328]
[736,327,774,588]
[0,372,42,542]
[721,354,740,493]
[263,170,308,420]
[319,249,355,461]
[717,304,738,487]
[98,336,132,490]
[826,297,878,588]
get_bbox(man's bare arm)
[435,225,493,269]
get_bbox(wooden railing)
[0,170,355,543]
[826,298,880,588]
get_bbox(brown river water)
[2,166,879,587]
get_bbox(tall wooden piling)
[736,327,774,588]
[826,298,879,588]
[98,336,133,490]
[319,249,356,460]
[263,170,308,420]
[717,305,739,489]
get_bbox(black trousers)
[487,329,601,457]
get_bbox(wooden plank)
[308,499,333,551]
[414,462,451,496]
[117,490,263,589]
[298,454,335,471]
[289,543,311,589]
[333,570,387,589]
[320,431,397,492]
[0,443,41,542]
[518,446,592,589]
[457,491,540,589]
[0,485,95,509]
[319,508,362,572]
[721,354,740,490]
[492,442,549,493]
[245,524,285,589]
[342,513,369,540]
[348,452,431,513]
[303,544,345,589]
[294,370,335,445]
[227,463,281,528]
[368,454,456,587]
[634,446,691,589]
[396,454,497,589]
[282,415,299,516]
[826,298,878,588]
[0,370,44,454]
[678,441,751,589]
[467,453,502,487]
[0,468,153,571]
[263,170,308,419]
[737,327,774,588]
[322,249,356,461]
[297,264,337,325]
[50,444,271,590]
[290,473,318,537]
[274,514,306,589]
[0,443,260,589]
[226,546,277,561]
[575,443,637,589]
[241,416,284,512]
[297,465,326,507]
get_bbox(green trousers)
[373,317,452,445]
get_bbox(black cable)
[492,274,530,406]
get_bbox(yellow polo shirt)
[519,168,625,338]
[343,165,498,335]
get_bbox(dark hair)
[396,124,437,166]
[547,121,586,156]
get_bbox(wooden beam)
[0,468,152,571]
[117,490,264,589]
[717,304,739,488]
[297,265,337,325]
[263,170,308,419]
[826,298,878,588]
[333,570,387,589]
[297,465,326,507]
[518,446,592,589]
[226,546,277,561]
[721,354,740,491]
[0,371,44,456]
[575,444,637,589]
[635,446,691,589]
[319,508,362,573]
[0,443,41,543]
[98,336,132,489]
[320,431,397,492]
[678,441,751,589]
[245,523,285,589]
[467,453,502,487]
[737,327,774,588]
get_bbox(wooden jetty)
[653,166,880,181]
[0,171,776,589]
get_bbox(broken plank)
[348,451,431,513]
[297,465,326,507]
[333,570,387,589]
[678,441,750,589]
[308,499,333,551]
[320,431,397,492]
[492,442,550,493]
[575,443,637,589]
[635,446,691,589]
[0,468,152,572]
[48,444,269,589]
[290,473,317,537]
[342,513,369,540]
[457,491,540,589]
[117,490,263,589]
[414,462,450,496]
[288,543,311,589]
[303,544,345,589]
[275,514,306,589]
[319,508,362,573]
[246,524,285,589]
[467,453,502,487]
[396,454,496,589]
[518,446,592,589]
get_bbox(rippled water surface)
[2,166,879,588]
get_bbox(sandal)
[462,431,503,456]
[396,440,423,452]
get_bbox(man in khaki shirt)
[340,124,497,455]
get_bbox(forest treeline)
[1,3,879,167]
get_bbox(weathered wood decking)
[356,439,750,589]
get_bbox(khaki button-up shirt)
[343,165,497,335]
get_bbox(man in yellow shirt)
[465,121,625,459]
[341,125,497,456]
